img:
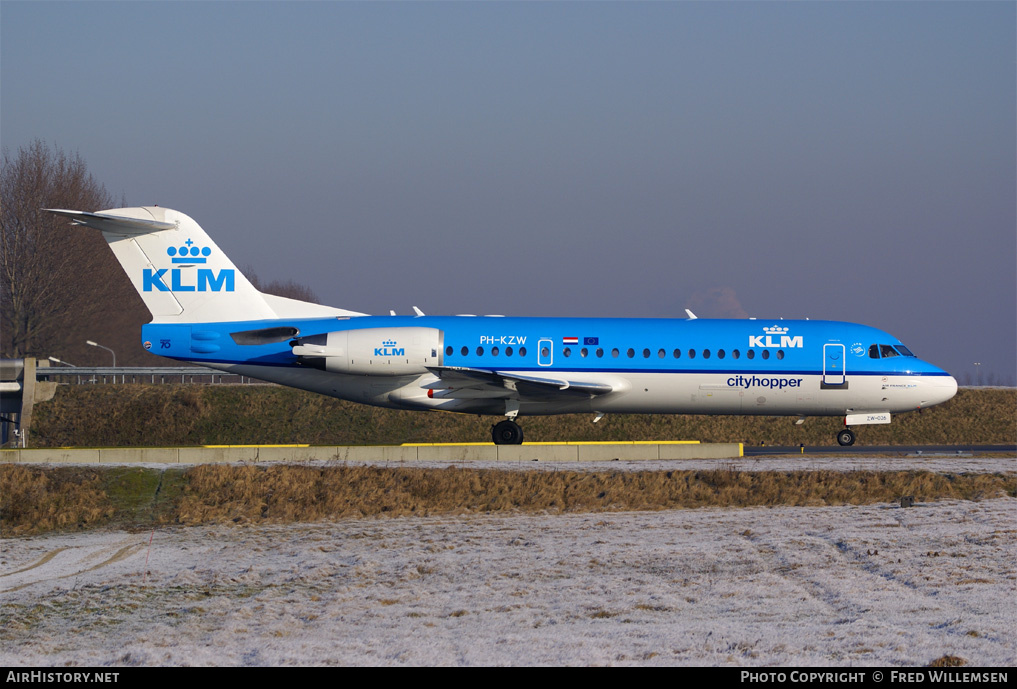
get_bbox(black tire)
[836,428,856,446]
[492,420,524,445]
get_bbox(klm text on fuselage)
[748,334,803,348]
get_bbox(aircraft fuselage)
[142,315,957,419]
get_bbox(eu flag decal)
[584,337,599,346]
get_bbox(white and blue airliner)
[48,207,958,446]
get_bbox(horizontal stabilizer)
[46,209,177,234]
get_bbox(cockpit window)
[879,344,899,358]
[895,345,915,357]
[869,344,880,359]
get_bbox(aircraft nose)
[922,374,958,408]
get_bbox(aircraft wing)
[426,366,614,400]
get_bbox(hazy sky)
[2,2,1014,384]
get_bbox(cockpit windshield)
[869,343,917,359]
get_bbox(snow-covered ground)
[2,497,1014,666]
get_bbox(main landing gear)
[492,419,524,445]
[836,428,856,446]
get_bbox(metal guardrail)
[37,366,259,385]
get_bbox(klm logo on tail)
[143,241,235,292]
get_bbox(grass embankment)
[2,463,1014,537]
[28,385,1017,447]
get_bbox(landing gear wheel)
[492,420,524,445]
[836,428,856,447]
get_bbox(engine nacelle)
[292,327,443,376]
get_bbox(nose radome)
[923,375,958,408]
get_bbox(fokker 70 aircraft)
[48,207,958,445]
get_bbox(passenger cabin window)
[519,347,527,357]
[506,346,514,356]
[446,346,453,356]
[461,346,469,356]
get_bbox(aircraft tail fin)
[45,207,346,323]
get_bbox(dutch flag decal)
[563,336,579,345]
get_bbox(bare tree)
[0,140,152,363]
[0,142,321,365]
[243,265,320,303]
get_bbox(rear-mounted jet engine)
[292,327,443,375]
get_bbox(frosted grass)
[2,497,1013,666]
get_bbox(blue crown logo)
[167,239,212,264]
